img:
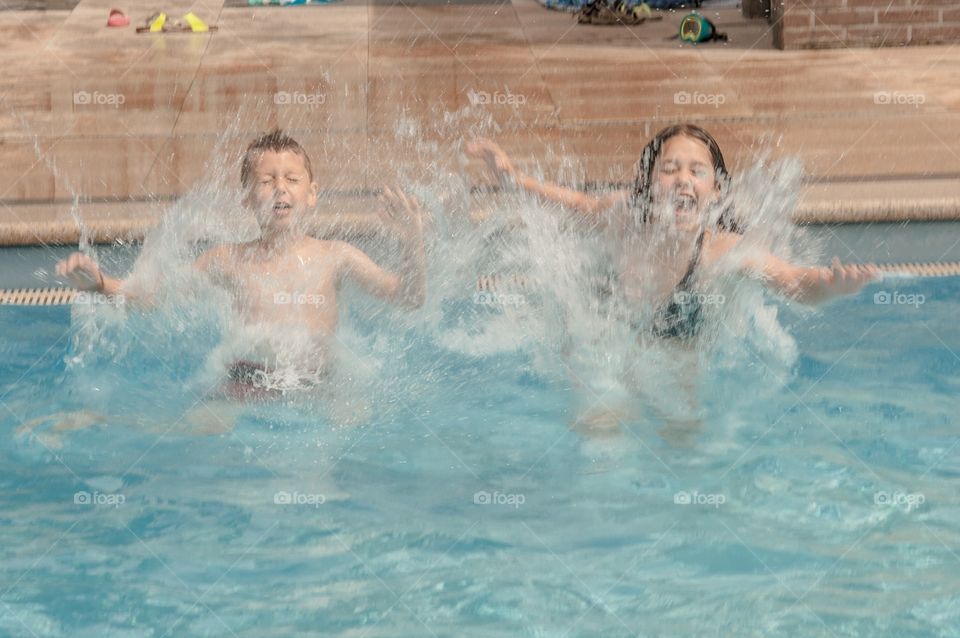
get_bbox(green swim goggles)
[679,12,728,43]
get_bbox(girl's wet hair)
[240,129,314,188]
[630,124,741,233]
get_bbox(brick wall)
[773,0,960,49]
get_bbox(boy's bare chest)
[222,255,339,304]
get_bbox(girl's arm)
[709,233,880,305]
[749,254,880,304]
[466,138,628,217]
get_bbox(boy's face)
[651,135,720,225]
[245,150,318,232]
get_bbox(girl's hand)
[55,252,105,292]
[466,138,517,183]
[818,257,881,297]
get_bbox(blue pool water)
[1,275,959,637]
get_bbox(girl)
[467,124,879,438]
[467,124,879,338]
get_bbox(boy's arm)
[338,187,426,309]
[57,245,222,308]
[713,234,880,304]
[55,252,125,297]
[192,245,225,282]
[466,138,627,217]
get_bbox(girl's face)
[651,134,721,224]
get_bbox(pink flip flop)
[107,9,130,27]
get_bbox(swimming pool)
[1,260,958,636]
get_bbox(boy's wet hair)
[240,129,314,188]
[630,123,741,233]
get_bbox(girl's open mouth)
[673,193,697,215]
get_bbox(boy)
[56,130,426,399]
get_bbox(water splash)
[56,106,829,438]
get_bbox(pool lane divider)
[1,288,81,306]
[0,213,384,247]
[877,261,960,278]
[2,261,959,306]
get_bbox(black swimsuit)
[596,228,708,341]
[648,230,707,340]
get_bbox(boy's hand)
[379,186,425,240]
[818,257,881,297]
[465,138,517,183]
[55,252,105,292]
